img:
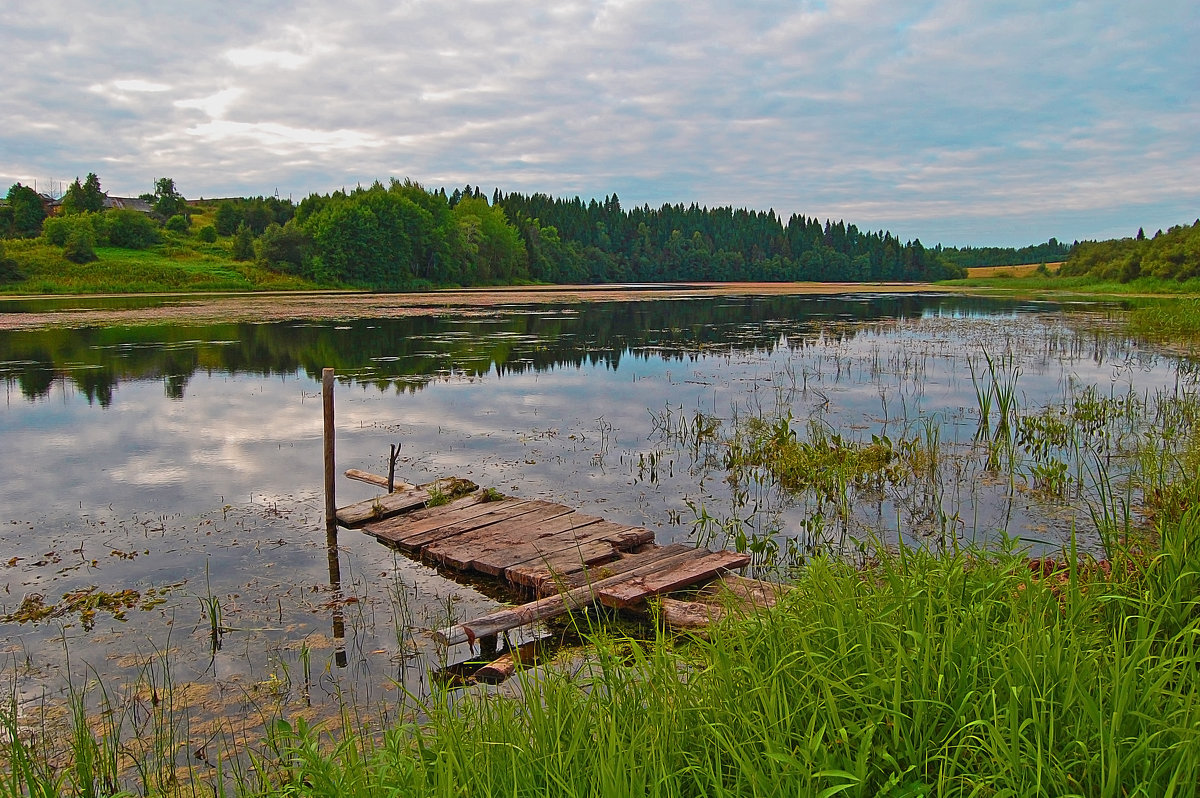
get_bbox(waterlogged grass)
[0,237,319,294]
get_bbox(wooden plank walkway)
[336,475,750,648]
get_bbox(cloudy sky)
[2,1,1196,246]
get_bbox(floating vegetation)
[2,585,172,630]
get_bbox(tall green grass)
[5,512,1200,797]
[235,518,1200,797]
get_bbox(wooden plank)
[659,575,789,634]
[596,549,752,609]
[424,504,588,566]
[505,544,625,592]
[344,468,415,491]
[526,544,686,596]
[433,511,603,572]
[379,500,555,552]
[367,498,527,550]
[335,477,475,527]
[434,544,707,647]
[475,522,653,578]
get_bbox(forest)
[1058,221,1200,282]
[3,176,970,290]
[13,173,1184,292]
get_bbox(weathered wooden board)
[379,500,559,552]
[505,544,626,592]
[596,549,752,609]
[435,544,711,646]
[344,469,415,492]
[422,504,583,567]
[659,574,789,633]
[463,520,650,576]
[335,478,475,527]
[523,544,682,595]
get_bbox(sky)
[1,1,1196,247]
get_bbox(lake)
[0,289,1189,750]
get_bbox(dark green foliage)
[102,209,161,249]
[62,227,98,263]
[257,221,312,274]
[940,238,1072,269]
[497,191,964,284]
[42,213,96,247]
[60,173,105,215]
[1060,221,1200,283]
[196,225,218,243]
[451,195,527,283]
[150,177,187,220]
[213,197,293,236]
[0,241,22,283]
[5,183,46,237]
[231,223,255,261]
[300,180,456,288]
[164,214,189,233]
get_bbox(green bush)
[0,241,23,283]
[42,213,97,247]
[62,228,98,263]
[164,214,189,233]
[101,209,161,249]
[196,225,218,243]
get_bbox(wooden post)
[323,368,337,543]
[322,368,345,667]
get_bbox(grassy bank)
[0,237,319,294]
[0,205,322,294]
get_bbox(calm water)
[0,292,1184,739]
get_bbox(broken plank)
[434,545,711,647]
[335,478,475,527]
[596,549,751,609]
[474,522,653,578]
[344,469,415,492]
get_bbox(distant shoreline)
[0,282,938,331]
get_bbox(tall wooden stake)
[323,368,337,543]
[322,367,346,666]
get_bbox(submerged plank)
[335,477,475,527]
[434,544,708,647]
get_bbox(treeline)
[1059,222,1200,283]
[496,191,964,284]
[249,181,964,287]
[6,173,976,289]
[939,239,1072,269]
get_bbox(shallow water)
[0,291,1187,751]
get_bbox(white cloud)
[0,0,1196,245]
